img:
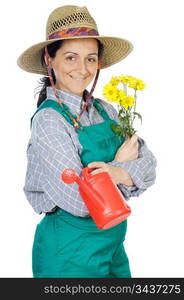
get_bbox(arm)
[31,109,90,217]
[88,137,157,198]
[108,137,157,199]
[109,103,157,199]
[94,100,157,199]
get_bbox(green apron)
[31,98,131,278]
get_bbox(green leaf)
[133,112,142,124]
[119,108,124,115]
[110,124,126,137]
[111,124,122,135]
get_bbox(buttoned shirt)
[23,87,157,216]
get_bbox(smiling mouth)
[69,75,87,82]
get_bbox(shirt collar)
[46,86,84,115]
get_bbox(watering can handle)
[78,167,106,210]
[82,167,94,179]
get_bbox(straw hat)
[17,5,133,75]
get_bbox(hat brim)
[17,36,133,75]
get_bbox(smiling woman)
[48,39,99,94]
[17,4,157,278]
[53,39,98,95]
[36,39,104,107]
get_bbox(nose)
[76,59,89,76]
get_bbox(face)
[49,39,99,96]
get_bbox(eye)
[88,57,97,62]
[66,56,76,61]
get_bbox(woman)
[17,5,157,278]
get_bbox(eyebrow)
[63,51,98,56]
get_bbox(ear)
[44,54,52,67]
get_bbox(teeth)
[70,76,85,81]
[74,78,85,81]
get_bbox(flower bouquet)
[103,75,146,138]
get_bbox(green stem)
[134,89,137,112]
[123,83,127,96]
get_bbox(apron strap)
[30,99,82,129]
[93,99,111,121]
[30,98,111,129]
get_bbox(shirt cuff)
[108,160,147,199]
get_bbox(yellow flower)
[111,90,126,105]
[120,96,135,109]
[102,83,118,102]
[117,75,146,90]
[112,90,122,104]
[110,76,120,86]
[128,79,146,90]
[118,75,136,84]
[103,82,127,104]
[102,74,145,138]
[118,89,126,100]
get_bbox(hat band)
[48,27,99,40]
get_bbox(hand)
[87,162,134,186]
[115,134,139,163]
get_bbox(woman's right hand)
[114,134,139,163]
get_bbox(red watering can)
[61,167,131,230]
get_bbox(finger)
[90,168,104,176]
[120,138,129,147]
[131,134,138,140]
[88,161,105,168]
[123,139,129,144]
[130,134,138,144]
[124,136,130,142]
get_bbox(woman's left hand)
[87,161,134,186]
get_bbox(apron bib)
[31,98,131,278]
[31,98,124,166]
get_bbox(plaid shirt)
[23,87,157,216]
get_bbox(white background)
[0,0,184,278]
